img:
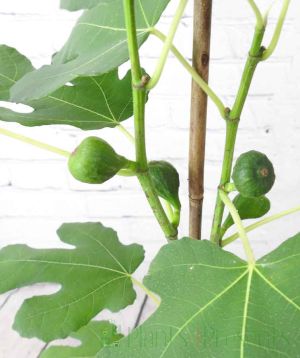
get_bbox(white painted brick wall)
[0,1,300,356]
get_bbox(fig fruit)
[149,160,181,210]
[232,150,275,197]
[68,136,128,184]
[222,194,271,235]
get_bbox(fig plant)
[0,0,299,357]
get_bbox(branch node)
[224,107,231,118]
[249,46,265,60]
[132,74,151,90]
[227,117,240,124]
[224,108,240,124]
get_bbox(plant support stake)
[189,0,213,240]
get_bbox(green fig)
[149,160,181,210]
[221,194,271,236]
[232,150,275,198]
[68,136,128,184]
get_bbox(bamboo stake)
[189,0,213,239]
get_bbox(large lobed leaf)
[0,222,144,342]
[0,45,34,101]
[41,321,123,358]
[11,0,171,101]
[99,235,300,357]
[0,45,133,130]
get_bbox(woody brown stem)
[189,0,212,240]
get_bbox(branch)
[123,0,177,240]
[210,24,266,244]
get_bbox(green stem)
[262,0,291,61]
[117,168,136,177]
[210,121,238,245]
[224,182,236,193]
[263,1,276,26]
[123,0,146,167]
[146,0,188,90]
[219,190,255,265]
[123,0,177,240]
[138,173,178,239]
[0,127,70,158]
[123,1,142,84]
[117,124,135,144]
[222,204,300,247]
[163,199,174,221]
[219,225,227,240]
[248,0,264,29]
[131,276,160,306]
[124,158,137,170]
[172,208,181,229]
[162,199,180,229]
[210,26,265,245]
[151,28,226,119]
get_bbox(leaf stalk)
[151,28,226,118]
[0,127,70,158]
[222,204,300,247]
[146,0,188,90]
[219,190,256,265]
[248,0,264,29]
[262,0,291,60]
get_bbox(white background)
[0,0,299,356]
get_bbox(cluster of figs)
[68,136,181,214]
[222,150,276,236]
[68,137,275,236]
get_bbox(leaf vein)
[159,270,248,358]
[255,268,300,311]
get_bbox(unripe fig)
[232,150,275,198]
[68,137,127,184]
[149,160,181,210]
[222,194,271,235]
